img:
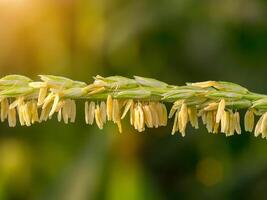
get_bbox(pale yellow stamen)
[216,99,225,123]
[204,102,218,111]
[38,87,48,106]
[130,102,135,125]
[188,107,198,129]
[8,108,16,127]
[213,122,220,134]
[244,109,254,132]
[161,103,168,126]
[49,93,60,117]
[70,100,76,123]
[55,101,65,112]
[22,103,31,126]
[62,100,72,124]
[116,120,122,133]
[134,106,139,130]
[121,99,133,119]
[17,105,25,126]
[9,99,19,110]
[40,101,53,122]
[149,103,159,128]
[42,93,55,109]
[85,101,89,124]
[112,99,120,123]
[1,98,9,122]
[58,109,62,122]
[100,101,106,124]
[255,115,264,137]
[107,95,113,121]
[171,111,179,135]
[95,104,103,129]
[168,104,178,119]
[206,111,214,133]
[260,112,267,138]
[234,112,241,135]
[88,102,95,125]
[221,111,228,133]
[179,103,188,136]
[137,103,145,132]
[30,101,39,124]
[202,112,207,125]
[227,111,235,136]
[143,105,153,128]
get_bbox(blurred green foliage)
[0,0,267,199]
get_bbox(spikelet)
[216,99,225,123]
[29,81,47,88]
[244,109,254,132]
[191,81,216,88]
[89,87,105,95]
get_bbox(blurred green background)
[0,0,267,199]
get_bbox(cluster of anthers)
[84,97,167,133]
[0,74,267,139]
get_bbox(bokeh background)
[0,0,267,199]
